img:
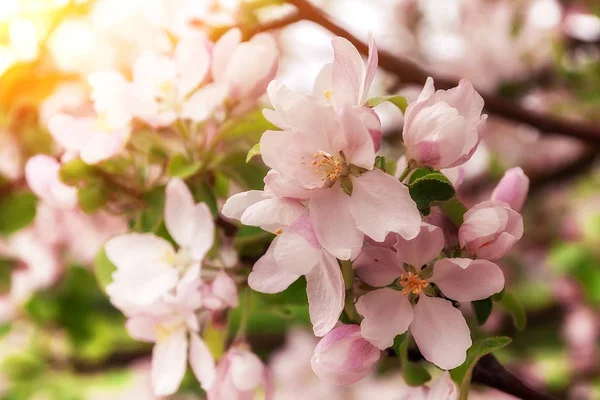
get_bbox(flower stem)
[398,164,413,183]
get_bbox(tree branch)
[286,0,600,147]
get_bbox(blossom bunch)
[224,36,530,386]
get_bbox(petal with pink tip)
[248,240,300,294]
[189,333,216,390]
[310,185,364,260]
[350,169,421,242]
[274,215,321,275]
[428,371,458,400]
[241,198,307,233]
[332,37,364,106]
[411,295,471,370]
[361,32,378,104]
[430,258,504,302]
[211,28,242,83]
[231,350,264,391]
[151,327,188,396]
[306,251,345,337]
[356,288,413,350]
[395,223,444,268]
[491,167,529,212]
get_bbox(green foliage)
[93,247,116,294]
[219,152,267,190]
[233,225,274,259]
[364,95,409,112]
[450,336,512,400]
[374,156,386,172]
[77,179,109,213]
[494,291,527,331]
[393,333,431,386]
[0,192,37,236]
[167,153,203,178]
[59,159,97,186]
[408,171,455,214]
[550,243,600,305]
[246,143,261,163]
[221,109,277,142]
[439,197,468,226]
[472,297,493,325]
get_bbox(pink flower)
[208,345,272,400]
[125,286,216,396]
[105,178,214,311]
[490,167,530,212]
[403,77,487,170]
[310,324,381,386]
[25,155,77,210]
[212,28,278,101]
[425,372,459,400]
[354,224,504,369]
[459,200,524,260]
[201,270,239,311]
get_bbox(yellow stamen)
[154,324,172,343]
[160,249,177,265]
[398,272,429,296]
[275,227,283,235]
[312,151,343,182]
[323,89,334,103]
[93,113,113,133]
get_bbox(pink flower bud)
[201,271,239,311]
[403,77,487,170]
[311,324,380,385]
[459,200,524,260]
[490,167,530,212]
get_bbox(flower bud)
[491,167,530,212]
[403,77,486,170]
[459,200,524,260]
[311,324,380,385]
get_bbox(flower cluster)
[224,36,529,385]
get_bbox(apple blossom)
[208,345,272,400]
[25,155,77,210]
[354,224,504,369]
[459,200,524,260]
[491,167,530,212]
[105,178,214,311]
[310,324,381,385]
[402,77,487,170]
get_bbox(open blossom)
[491,167,530,212]
[310,324,381,386]
[208,345,272,400]
[403,77,487,170]
[105,178,215,312]
[260,36,420,252]
[223,193,344,337]
[459,200,524,260]
[354,224,504,369]
[25,155,77,210]
[125,278,215,396]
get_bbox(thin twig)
[286,0,600,147]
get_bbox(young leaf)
[450,336,512,400]
[59,159,97,186]
[393,333,432,386]
[472,297,493,325]
[93,247,116,294]
[0,192,38,236]
[78,180,109,213]
[364,95,409,112]
[439,197,468,227]
[246,143,261,163]
[167,153,202,179]
[408,172,455,214]
[495,292,526,331]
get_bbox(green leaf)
[450,336,512,399]
[439,197,468,226]
[219,152,267,190]
[78,180,109,213]
[393,333,432,386]
[246,143,261,163]
[407,168,434,184]
[408,172,455,214]
[0,192,37,236]
[59,159,97,186]
[93,247,116,294]
[197,180,218,216]
[167,153,202,179]
[221,109,277,142]
[364,95,409,112]
[472,297,493,325]
[495,291,526,331]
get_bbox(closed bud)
[491,167,530,212]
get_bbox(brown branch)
[286,0,600,147]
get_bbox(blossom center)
[312,151,345,182]
[153,321,183,343]
[161,248,194,272]
[93,113,113,133]
[398,272,428,296]
[323,89,334,103]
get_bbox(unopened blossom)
[260,37,420,252]
[201,270,239,311]
[310,324,381,385]
[491,167,530,212]
[25,155,77,210]
[208,345,272,400]
[459,200,524,260]
[106,178,214,312]
[402,77,487,170]
[125,279,215,396]
[223,193,344,337]
[354,224,504,369]
[212,28,278,102]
